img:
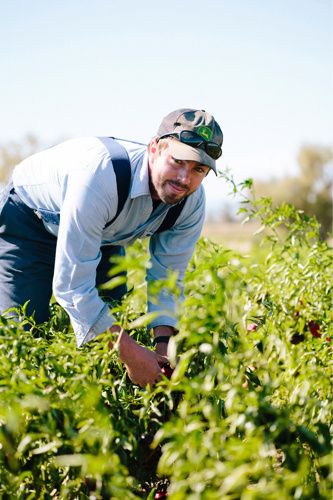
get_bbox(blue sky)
[1,0,332,213]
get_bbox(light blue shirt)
[12,137,205,346]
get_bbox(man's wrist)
[152,335,171,346]
[154,325,176,337]
[110,324,123,334]
[108,324,123,350]
[153,325,176,347]
[115,330,135,364]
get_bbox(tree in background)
[0,134,42,185]
[253,145,332,239]
[1,138,332,239]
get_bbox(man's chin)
[160,193,186,205]
[159,185,189,205]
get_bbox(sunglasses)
[158,130,222,160]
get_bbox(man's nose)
[177,166,190,185]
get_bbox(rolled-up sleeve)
[147,186,205,328]
[53,159,118,347]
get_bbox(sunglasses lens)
[159,131,222,160]
[181,131,222,159]
[206,144,222,160]
[180,131,202,146]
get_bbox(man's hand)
[109,326,162,388]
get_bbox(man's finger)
[126,366,162,388]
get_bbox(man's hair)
[148,137,173,154]
[148,136,172,155]
[156,137,170,153]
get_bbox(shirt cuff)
[75,304,115,347]
[147,300,178,330]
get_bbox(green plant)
[0,178,332,499]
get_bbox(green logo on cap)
[197,126,213,141]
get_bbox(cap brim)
[167,140,217,174]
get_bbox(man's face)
[148,138,210,205]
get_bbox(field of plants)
[0,182,332,499]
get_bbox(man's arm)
[147,187,206,333]
[53,163,119,346]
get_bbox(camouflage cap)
[157,108,223,174]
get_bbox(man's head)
[148,108,223,205]
[157,108,223,174]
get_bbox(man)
[0,108,223,387]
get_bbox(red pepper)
[308,321,321,338]
[161,364,174,379]
[154,490,167,499]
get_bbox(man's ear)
[149,136,158,154]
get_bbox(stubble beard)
[158,180,190,205]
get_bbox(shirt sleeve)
[147,186,205,329]
[52,158,118,347]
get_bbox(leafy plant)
[0,177,332,499]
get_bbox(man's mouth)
[167,181,188,195]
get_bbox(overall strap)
[155,198,187,233]
[103,137,187,232]
[104,139,131,229]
